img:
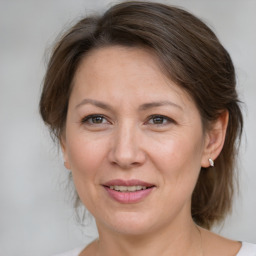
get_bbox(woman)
[40,1,255,255]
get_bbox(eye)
[147,115,174,125]
[81,115,109,125]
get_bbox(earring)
[208,158,214,167]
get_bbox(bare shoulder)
[200,227,242,256]
[79,240,98,256]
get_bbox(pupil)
[153,117,163,124]
[93,116,103,123]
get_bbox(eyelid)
[146,114,175,125]
[81,114,110,124]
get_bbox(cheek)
[65,135,108,209]
[149,133,203,187]
[66,134,107,180]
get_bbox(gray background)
[0,0,255,255]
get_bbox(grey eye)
[152,116,165,124]
[148,115,170,125]
[82,115,108,124]
[91,116,104,123]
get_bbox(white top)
[53,242,256,256]
[237,242,256,256]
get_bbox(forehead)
[71,46,195,109]
[75,46,165,82]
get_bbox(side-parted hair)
[40,1,243,229]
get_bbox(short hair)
[40,1,243,229]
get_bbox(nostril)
[110,160,142,169]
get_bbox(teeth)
[109,185,147,192]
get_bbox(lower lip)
[104,187,154,204]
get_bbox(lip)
[102,179,155,204]
[103,179,154,187]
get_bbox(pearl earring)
[209,158,214,167]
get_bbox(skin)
[61,46,240,256]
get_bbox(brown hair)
[40,1,243,229]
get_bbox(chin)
[97,211,160,236]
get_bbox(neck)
[95,218,202,256]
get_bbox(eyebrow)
[75,98,182,111]
[75,98,113,111]
[138,101,183,111]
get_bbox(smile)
[109,185,148,192]
[103,179,155,203]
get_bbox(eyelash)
[81,114,109,125]
[81,114,175,126]
[146,115,174,125]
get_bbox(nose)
[108,122,146,169]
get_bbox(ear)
[201,111,229,168]
[60,136,71,170]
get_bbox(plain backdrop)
[0,0,255,255]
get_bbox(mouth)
[108,185,149,192]
[103,179,155,191]
[102,179,155,203]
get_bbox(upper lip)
[103,179,155,187]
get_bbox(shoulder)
[201,228,256,255]
[52,246,85,256]
[200,228,245,255]
[237,242,256,256]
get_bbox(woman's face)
[62,46,211,235]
